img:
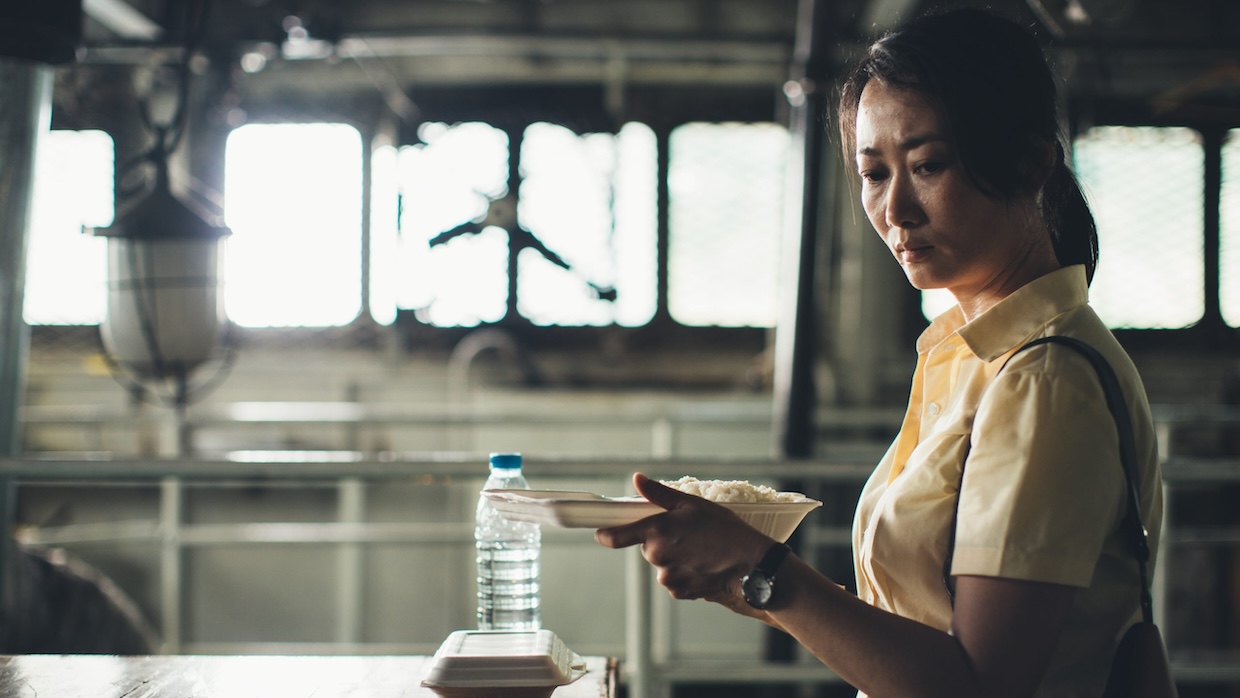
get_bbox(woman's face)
[854,80,1051,309]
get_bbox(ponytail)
[1041,142,1099,285]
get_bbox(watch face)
[742,572,774,609]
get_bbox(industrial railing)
[5,403,1240,696]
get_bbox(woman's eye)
[915,161,946,175]
[860,169,887,183]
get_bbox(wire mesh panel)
[1074,126,1205,329]
[24,130,112,327]
[668,122,789,328]
[1221,129,1240,328]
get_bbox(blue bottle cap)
[489,452,523,469]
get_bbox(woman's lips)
[897,244,932,264]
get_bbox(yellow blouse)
[851,265,1163,698]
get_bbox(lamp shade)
[91,178,231,379]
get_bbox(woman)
[595,9,1163,698]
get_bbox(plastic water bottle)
[475,452,541,630]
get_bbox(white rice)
[659,476,805,503]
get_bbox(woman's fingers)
[595,472,700,548]
[594,522,643,549]
[594,472,771,604]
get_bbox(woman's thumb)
[633,472,690,510]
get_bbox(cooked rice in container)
[660,476,806,503]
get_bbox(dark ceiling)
[46,0,1240,140]
[81,1,1239,111]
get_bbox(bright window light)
[921,288,955,321]
[390,121,658,328]
[1222,129,1240,327]
[668,122,789,327]
[392,122,510,327]
[24,130,113,325]
[224,123,363,327]
[518,122,657,327]
[1074,126,1205,329]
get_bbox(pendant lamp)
[90,153,230,383]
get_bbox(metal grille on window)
[1221,129,1240,328]
[1073,126,1205,329]
[668,122,789,328]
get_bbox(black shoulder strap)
[943,336,1153,624]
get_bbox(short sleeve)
[950,346,1127,587]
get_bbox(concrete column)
[0,57,54,621]
[0,60,51,454]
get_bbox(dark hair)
[837,8,1099,284]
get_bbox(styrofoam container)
[483,489,822,542]
[420,630,586,698]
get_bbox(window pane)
[668,123,789,327]
[395,122,509,327]
[1073,126,1204,329]
[224,123,363,328]
[25,130,112,325]
[518,122,657,327]
[1222,130,1240,327]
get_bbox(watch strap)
[755,542,792,575]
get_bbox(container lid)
[489,453,523,470]
[421,630,586,689]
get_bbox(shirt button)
[927,402,941,416]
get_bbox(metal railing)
[5,402,1240,696]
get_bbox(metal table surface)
[0,654,618,697]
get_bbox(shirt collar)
[915,265,1090,361]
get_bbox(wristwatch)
[740,542,792,610]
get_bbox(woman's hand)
[594,473,776,606]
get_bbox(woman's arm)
[596,473,1076,698]
[767,559,1075,697]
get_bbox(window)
[518,122,657,327]
[24,130,112,325]
[376,121,510,328]
[378,121,660,328]
[224,123,363,328]
[668,123,789,327]
[1221,129,1240,327]
[1073,126,1205,329]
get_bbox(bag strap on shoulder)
[943,336,1153,625]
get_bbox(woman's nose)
[884,173,925,229]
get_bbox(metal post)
[0,56,54,623]
[160,477,184,652]
[772,0,833,461]
[625,546,654,698]
[337,478,366,645]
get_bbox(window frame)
[1072,108,1237,354]
[380,84,785,352]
